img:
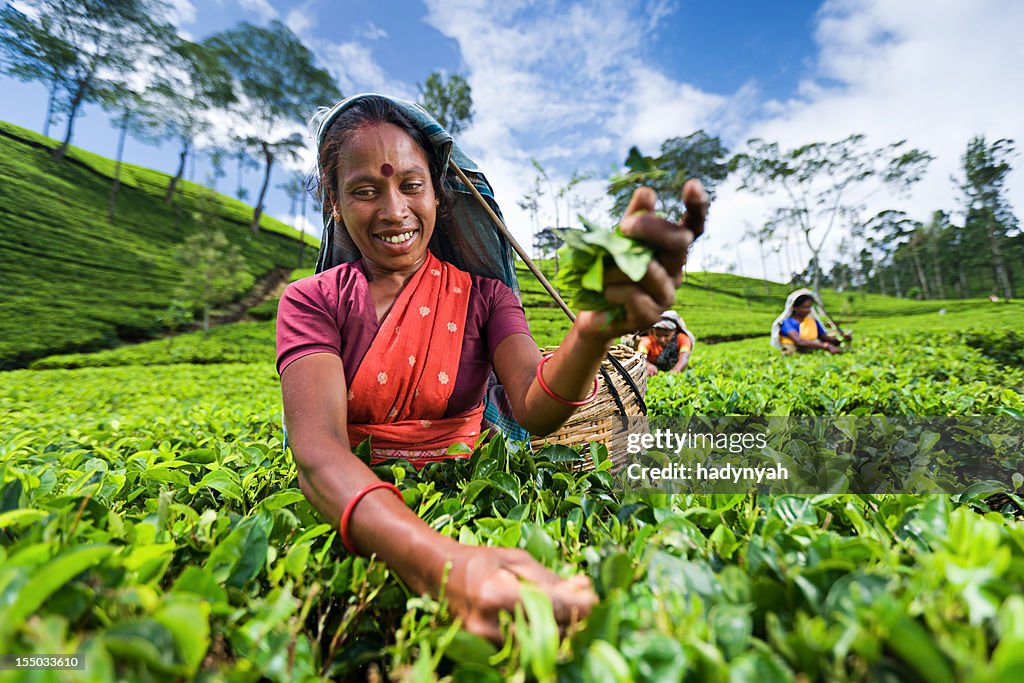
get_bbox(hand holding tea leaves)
[559,180,708,338]
[446,545,598,644]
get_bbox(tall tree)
[175,228,254,333]
[102,88,161,222]
[417,71,474,136]
[0,4,76,138]
[866,210,922,298]
[279,171,305,226]
[533,227,564,261]
[956,136,1018,300]
[733,134,932,294]
[147,38,236,204]
[208,21,340,231]
[1,0,168,160]
[517,174,544,253]
[923,210,949,299]
[608,131,730,222]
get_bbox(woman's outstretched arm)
[496,181,708,432]
[281,352,597,642]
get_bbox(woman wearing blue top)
[775,293,847,354]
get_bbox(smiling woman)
[275,93,707,642]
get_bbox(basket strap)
[449,159,648,417]
[604,353,647,415]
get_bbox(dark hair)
[312,95,454,225]
[794,294,814,307]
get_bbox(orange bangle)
[535,352,599,406]
[340,482,406,555]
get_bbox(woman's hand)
[576,180,709,342]
[445,545,598,644]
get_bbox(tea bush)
[2,346,1024,680]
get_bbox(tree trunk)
[53,81,87,161]
[236,152,246,199]
[203,306,210,335]
[783,231,793,281]
[984,219,1014,299]
[811,252,822,295]
[759,240,769,293]
[958,261,969,298]
[931,253,946,299]
[107,115,129,224]
[165,139,190,204]
[43,79,57,138]
[911,248,930,299]
[893,268,903,299]
[251,144,274,232]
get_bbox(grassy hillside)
[27,255,1009,373]
[0,121,319,369]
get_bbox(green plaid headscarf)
[310,93,519,296]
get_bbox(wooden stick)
[447,160,576,323]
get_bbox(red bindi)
[380,163,394,177]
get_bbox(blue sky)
[2,0,1022,281]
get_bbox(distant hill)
[24,251,995,372]
[0,121,319,369]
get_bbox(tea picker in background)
[637,310,695,375]
[771,289,851,354]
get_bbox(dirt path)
[208,266,292,326]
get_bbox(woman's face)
[793,300,813,319]
[334,122,436,274]
[653,328,673,344]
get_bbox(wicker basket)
[530,344,648,471]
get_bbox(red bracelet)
[535,352,600,407]
[340,482,406,555]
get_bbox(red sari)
[346,251,485,464]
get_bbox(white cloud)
[238,0,278,21]
[285,6,313,35]
[319,42,412,99]
[361,21,388,41]
[607,67,728,152]
[286,211,320,237]
[164,0,197,25]
[423,0,741,255]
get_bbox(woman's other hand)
[446,545,598,644]
[576,180,709,341]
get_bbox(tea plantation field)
[3,278,1024,681]
[0,122,317,370]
